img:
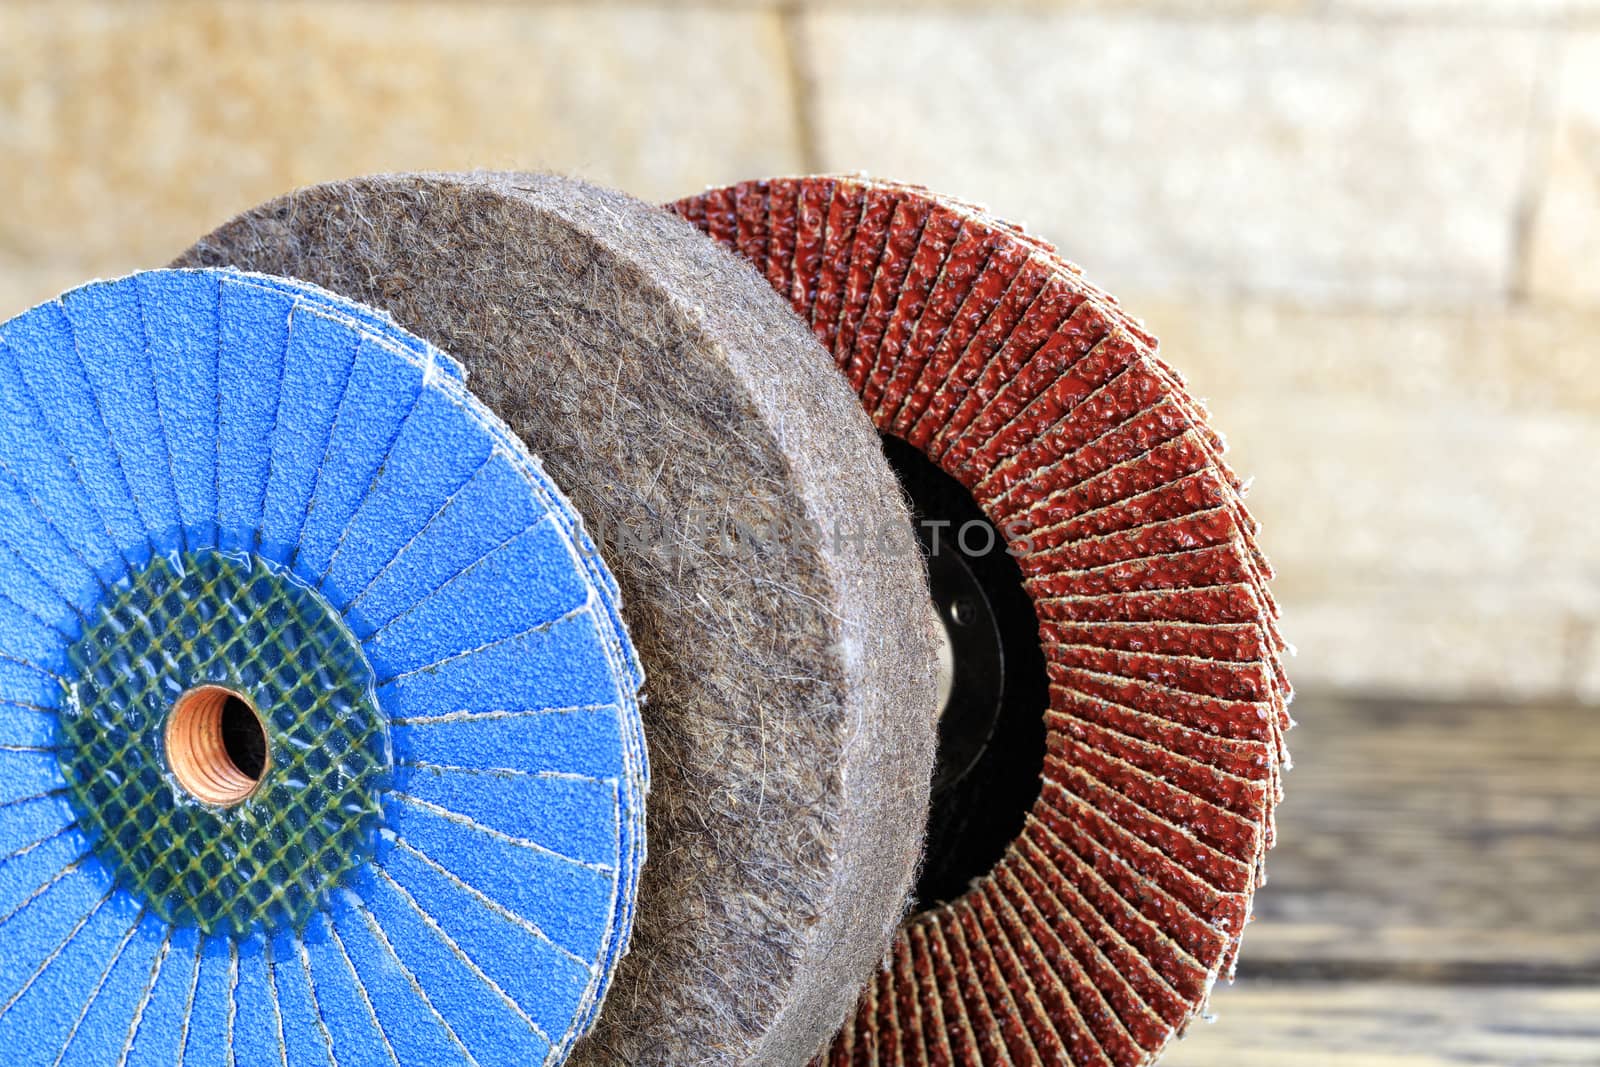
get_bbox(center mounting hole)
[165,685,269,806]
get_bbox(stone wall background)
[3,0,1596,703]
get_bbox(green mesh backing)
[55,550,390,938]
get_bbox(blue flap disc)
[0,269,646,1067]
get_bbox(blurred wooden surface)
[1161,696,1600,1065]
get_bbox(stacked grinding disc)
[0,269,648,1066]
[670,176,1292,1066]
[177,173,942,1067]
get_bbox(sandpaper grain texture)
[671,176,1292,1067]
[178,173,942,1067]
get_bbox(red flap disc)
[670,175,1292,1067]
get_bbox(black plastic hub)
[880,434,1049,910]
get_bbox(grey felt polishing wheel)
[176,172,942,1067]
